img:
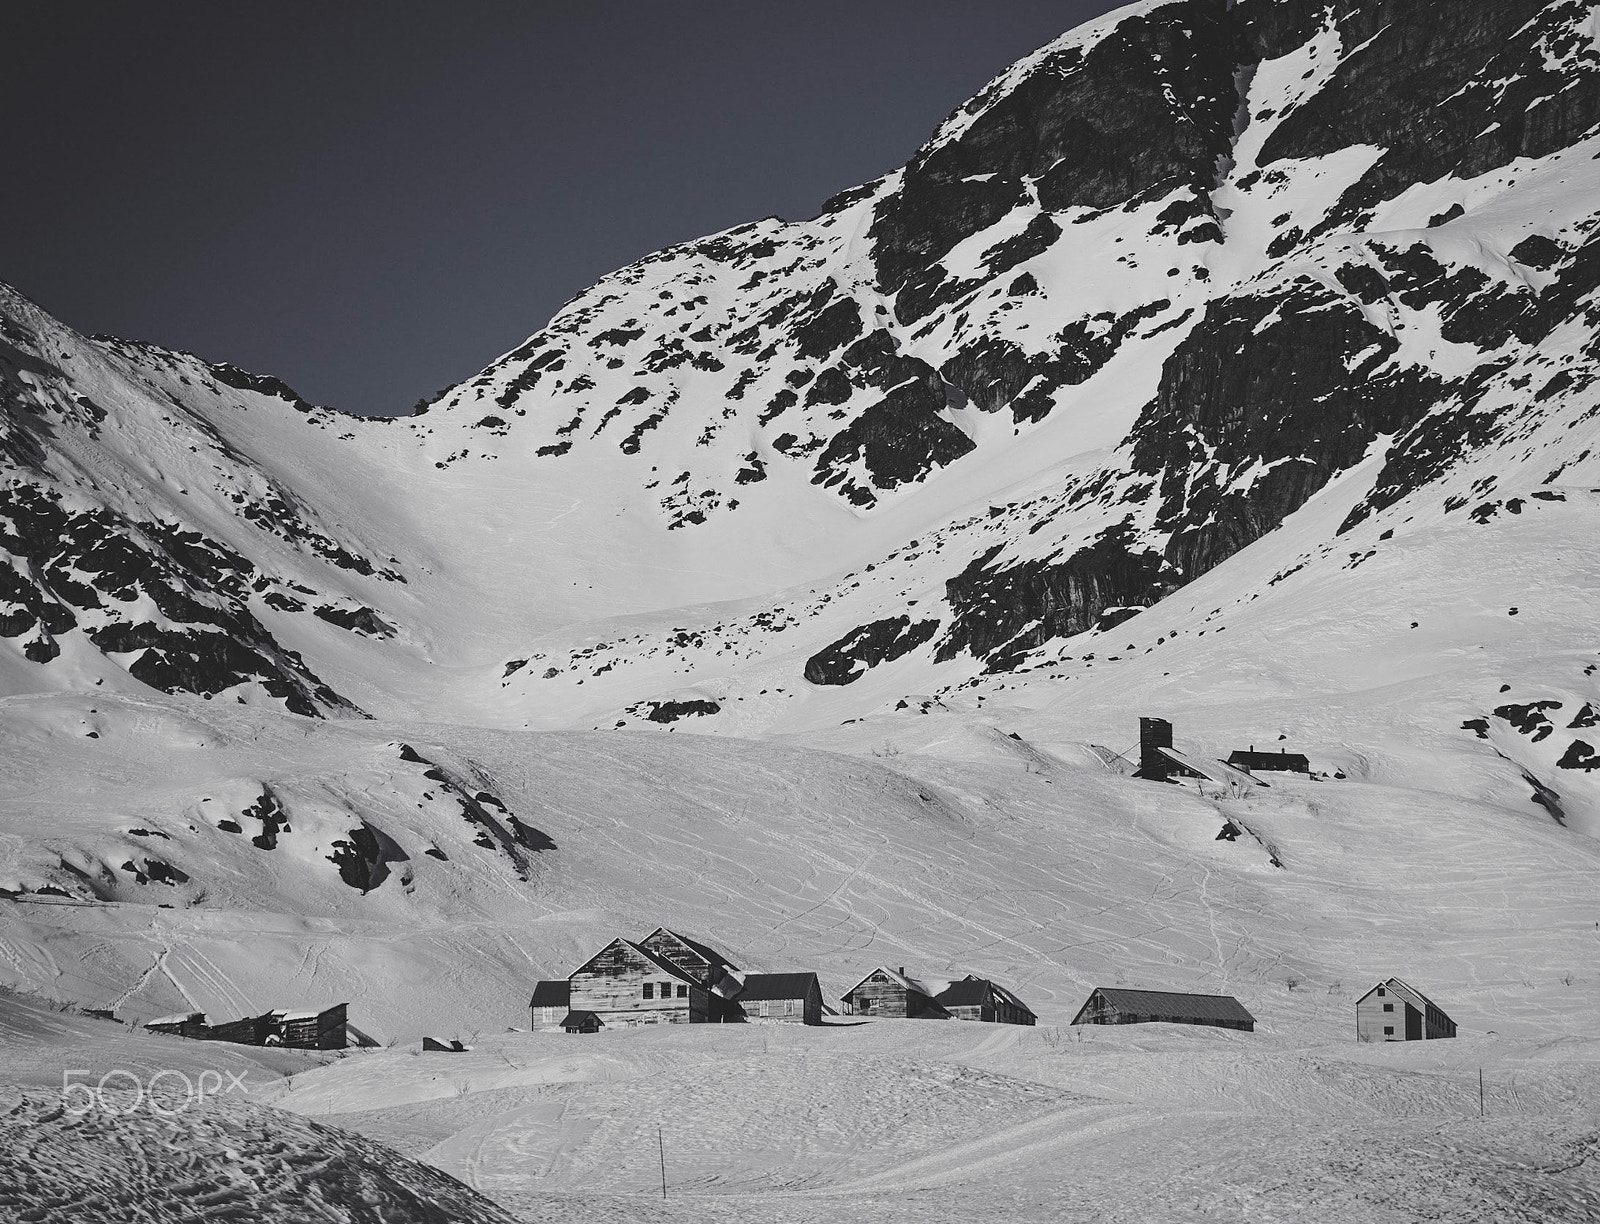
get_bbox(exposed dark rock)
[1493,700,1563,742]
[313,605,395,638]
[1257,0,1593,234]
[242,786,290,851]
[810,333,975,503]
[1127,279,1440,573]
[327,821,407,893]
[871,0,1245,303]
[804,616,940,686]
[937,520,1171,672]
[1557,740,1599,771]
[629,698,723,722]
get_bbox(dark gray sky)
[5,2,1122,416]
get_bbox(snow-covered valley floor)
[4,994,1597,1222]
[2,677,1598,1220]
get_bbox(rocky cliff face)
[4,0,1599,731]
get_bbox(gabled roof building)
[737,972,823,1024]
[933,975,1037,1026]
[1072,987,1255,1032]
[529,979,570,1028]
[1356,978,1456,1042]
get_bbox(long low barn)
[1072,987,1256,1032]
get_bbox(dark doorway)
[1405,1005,1422,1041]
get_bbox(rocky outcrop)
[869,0,1245,304]
[805,616,941,685]
[937,522,1172,672]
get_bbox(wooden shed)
[202,1012,278,1046]
[1072,987,1255,1032]
[1356,978,1456,1042]
[841,967,950,1019]
[560,1010,603,1034]
[529,979,570,1028]
[568,937,713,1025]
[1226,748,1311,775]
[933,976,1037,1026]
[277,1004,348,1049]
[144,1011,207,1039]
[738,972,823,1024]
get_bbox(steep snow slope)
[3,0,1599,737]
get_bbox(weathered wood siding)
[638,930,715,985]
[745,982,823,1025]
[845,971,942,1019]
[570,939,708,1024]
[1356,987,1454,1041]
[994,997,1036,1026]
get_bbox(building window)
[1384,1026,1394,1036]
[642,982,654,999]
[1377,987,1385,996]
[785,999,798,1016]
[1383,1003,1394,1012]
[677,984,688,998]
[759,1001,770,1018]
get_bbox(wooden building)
[1226,748,1311,775]
[560,1010,603,1034]
[278,1004,348,1049]
[202,1012,278,1046]
[639,928,739,992]
[144,1011,207,1039]
[737,973,823,1024]
[933,975,1037,1026]
[421,1037,468,1052]
[1356,978,1456,1042]
[1135,717,1177,782]
[529,979,570,1028]
[1072,987,1255,1032]
[841,967,950,1019]
[568,937,715,1026]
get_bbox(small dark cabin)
[738,973,823,1024]
[1227,748,1311,775]
[933,976,1037,1026]
[560,1010,603,1034]
[1072,987,1255,1032]
[842,967,949,1019]
[530,979,571,1028]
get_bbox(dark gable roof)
[738,972,818,1001]
[530,980,570,1007]
[661,929,737,974]
[933,978,991,1007]
[571,936,697,985]
[559,1010,603,1029]
[628,940,701,984]
[1226,749,1310,772]
[1089,987,1255,1024]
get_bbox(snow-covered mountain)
[1,0,1599,1059]
[5,0,1598,744]
[5,5,1600,1213]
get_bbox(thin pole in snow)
[1479,1068,1485,1118]
[658,1125,667,1201]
